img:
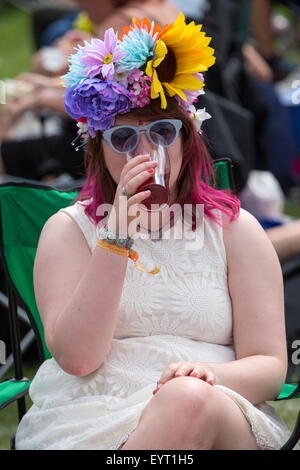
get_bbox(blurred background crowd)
[0,0,300,447]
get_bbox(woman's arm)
[218,208,287,404]
[34,212,128,377]
[251,0,275,59]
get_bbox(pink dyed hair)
[76,97,240,229]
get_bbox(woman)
[15,14,292,450]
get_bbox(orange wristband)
[97,239,160,275]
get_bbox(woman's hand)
[0,101,16,139]
[0,87,66,137]
[153,362,217,395]
[106,154,158,236]
[242,44,274,82]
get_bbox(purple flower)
[64,78,132,137]
[80,29,126,80]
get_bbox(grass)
[0,3,33,80]
[0,362,38,450]
[285,201,300,219]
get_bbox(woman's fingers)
[122,158,157,190]
[122,154,150,175]
[174,364,195,377]
[153,363,216,395]
[157,362,185,384]
[125,160,157,184]
[108,154,157,236]
[190,366,216,385]
[127,189,151,206]
[153,362,189,395]
[119,155,158,201]
[125,169,155,199]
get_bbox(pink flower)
[127,70,152,108]
[80,28,126,80]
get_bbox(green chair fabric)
[213,159,235,191]
[0,184,78,361]
[0,379,30,410]
[0,183,78,413]
[277,383,300,401]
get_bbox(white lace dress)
[15,201,294,450]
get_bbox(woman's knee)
[152,376,216,425]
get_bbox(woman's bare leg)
[119,377,259,450]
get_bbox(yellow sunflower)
[145,13,216,109]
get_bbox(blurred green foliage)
[0,4,33,80]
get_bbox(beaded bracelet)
[98,225,134,250]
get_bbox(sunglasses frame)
[102,119,183,154]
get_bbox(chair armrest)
[0,378,30,411]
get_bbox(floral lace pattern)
[15,202,295,450]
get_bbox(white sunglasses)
[102,119,182,154]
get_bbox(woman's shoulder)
[40,200,96,252]
[222,208,266,238]
[40,203,86,242]
[221,208,279,265]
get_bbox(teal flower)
[118,26,157,72]
[61,43,88,88]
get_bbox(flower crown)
[62,13,215,142]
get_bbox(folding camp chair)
[0,160,299,450]
[0,181,79,414]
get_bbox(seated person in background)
[251,0,299,82]
[15,14,293,450]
